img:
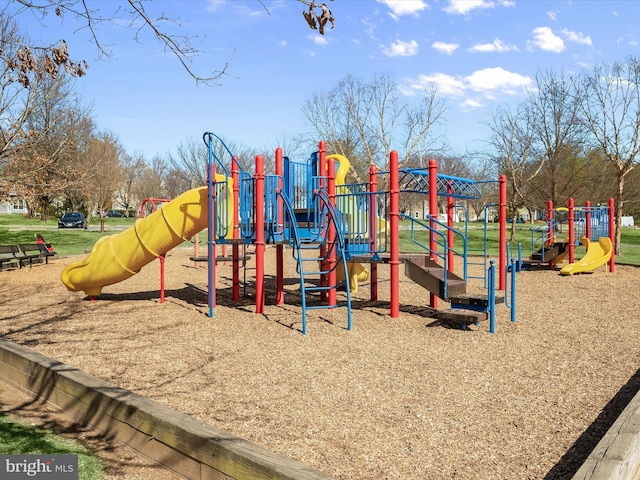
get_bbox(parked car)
[58,212,87,229]
[105,210,127,218]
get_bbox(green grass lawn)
[1,214,639,264]
[0,215,137,256]
[397,220,640,265]
[0,408,103,479]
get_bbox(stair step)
[448,294,505,308]
[435,308,488,325]
[532,245,559,261]
[404,256,466,300]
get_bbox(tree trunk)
[39,196,50,221]
[615,173,624,256]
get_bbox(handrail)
[334,182,387,258]
[402,213,468,283]
[203,132,243,178]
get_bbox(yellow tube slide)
[61,186,209,296]
[62,175,234,297]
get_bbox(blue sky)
[13,0,640,161]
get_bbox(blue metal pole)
[510,258,517,323]
[489,260,496,334]
[517,242,523,272]
[207,134,214,318]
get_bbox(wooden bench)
[18,244,56,267]
[0,245,22,271]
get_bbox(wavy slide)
[327,154,387,293]
[62,156,382,297]
[62,176,234,296]
[559,237,612,276]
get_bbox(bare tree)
[134,154,167,201]
[302,73,446,182]
[168,135,258,190]
[82,132,125,230]
[574,56,640,255]
[116,152,147,213]
[0,14,46,163]
[168,138,208,187]
[527,69,590,209]
[4,68,94,218]
[486,103,540,241]
[8,0,337,86]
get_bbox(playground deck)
[1,247,639,480]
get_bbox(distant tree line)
[1,3,639,254]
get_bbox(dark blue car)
[58,212,87,229]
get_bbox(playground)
[1,137,637,479]
[1,248,639,479]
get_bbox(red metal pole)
[193,232,199,268]
[232,157,240,302]
[140,198,173,300]
[609,197,615,273]
[319,141,327,302]
[275,148,285,305]
[159,254,165,303]
[255,155,266,313]
[369,165,378,302]
[585,200,591,240]
[568,197,575,264]
[327,156,337,307]
[428,159,438,308]
[390,151,400,318]
[499,175,507,291]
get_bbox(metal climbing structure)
[203,133,515,334]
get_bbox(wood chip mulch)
[1,246,639,480]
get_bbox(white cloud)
[205,0,227,11]
[233,6,266,17]
[561,29,593,46]
[310,35,329,47]
[443,0,514,15]
[528,26,565,53]
[401,67,532,108]
[377,0,429,18]
[404,73,466,97]
[465,67,532,94]
[459,98,484,109]
[361,18,379,41]
[468,39,519,53]
[432,41,459,55]
[383,39,419,57]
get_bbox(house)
[0,194,28,215]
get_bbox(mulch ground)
[1,246,639,480]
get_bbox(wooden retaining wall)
[3,336,640,480]
[0,338,333,480]
[572,388,640,480]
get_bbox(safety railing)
[402,213,468,299]
[334,183,388,258]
